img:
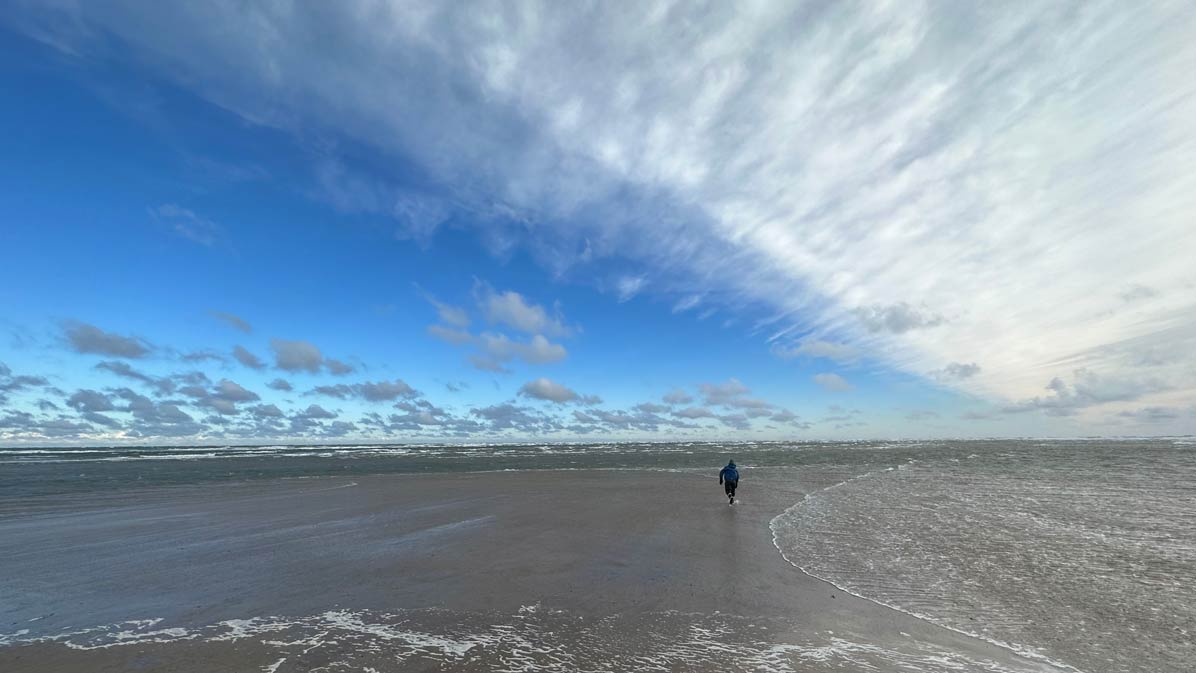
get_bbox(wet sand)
[0,470,1067,672]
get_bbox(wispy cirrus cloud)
[150,204,223,247]
[210,311,252,333]
[9,2,1196,432]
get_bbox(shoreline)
[2,468,1072,672]
[767,465,1087,673]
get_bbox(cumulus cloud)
[113,388,204,436]
[662,388,694,405]
[286,404,338,433]
[475,284,571,337]
[474,333,567,370]
[772,339,859,363]
[426,297,470,328]
[210,311,252,333]
[427,295,570,373]
[699,379,750,405]
[470,403,560,434]
[518,378,600,405]
[270,338,324,373]
[357,379,417,402]
[193,379,260,415]
[325,358,355,376]
[855,303,945,335]
[95,360,175,395]
[0,362,49,403]
[232,345,266,370]
[1002,369,1170,417]
[0,411,96,438]
[937,362,981,379]
[67,389,115,413]
[698,378,772,410]
[213,379,258,403]
[63,321,150,358]
[182,349,227,363]
[308,379,419,402]
[571,407,698,433]
[298,404,337,420]
[673,406,716,419]
[266,378,293,392]
[813,373,854,392]
[769,409,809,428]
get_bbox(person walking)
[719,459,739,505]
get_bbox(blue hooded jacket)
[719,461,739,483]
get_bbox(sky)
[1,1,1195,445]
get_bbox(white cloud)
[813,373,853,393]
[210,311,252,333]
[23,3,1196,427]
[475,284,572,337]
[854,303,945,335]
[427,324,474,345]
[672,295,702,313]
[937,362,981,379]
[434,302,470,328]
[232,345,265,370]
[662,388,693,405]
[1002,369,1171,417]
[518,377,599,404]
[150,204,223,246]
[699,378,751,406]
[772,339,859,363]
[673,406,716,419]
[270,339,323,373]
[477,333,567,369]
[615,275,647,303]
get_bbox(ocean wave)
[1,607,1060,673]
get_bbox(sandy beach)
[1,469,1070,672]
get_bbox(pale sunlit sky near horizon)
[2,1,1195,444]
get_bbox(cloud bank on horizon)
[1,1,1194,442]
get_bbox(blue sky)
[2,2,1194,444]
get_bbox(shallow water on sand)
[0,606,1060,673]
[771,441,1196,673]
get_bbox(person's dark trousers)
[724,479,738,498]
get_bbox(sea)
[1,438,1193,673]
